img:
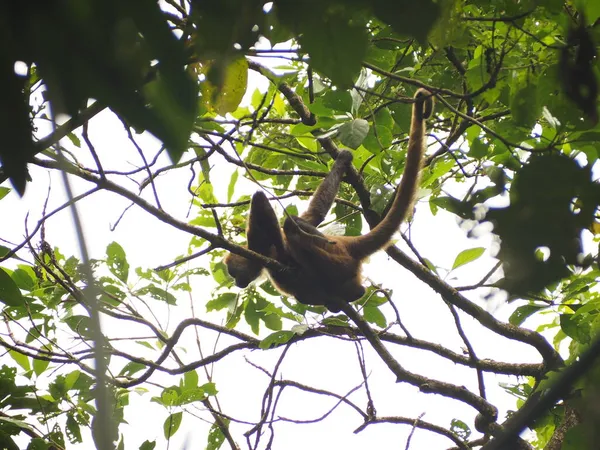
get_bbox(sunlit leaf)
[0,268,24,307]
[451,248,486,270]
[163,411,182,439]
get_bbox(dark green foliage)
[487,154,600,295]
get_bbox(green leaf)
[372,0,440,44]
[582,0,600,24]
[106,242,129,283]
[140,441,157,450]
[208,58,249,115]
[468,137,488,159]
[362,125,393,154]
[183,370,198,389]
[510,82,540,129]
[64,370,81,390]
[135,285,177,305]
[338,119,370,149]
[66,413,83,443]
[320,90,353,113]
[9,350,30,371]
[66,132,81,148]
[322,316,350,327]
[244,298,260,335]
[298,18,368,88]
[11,267,36,291]
[136,340,155,350]
[227,170,239,202]
[562,424,594,450]
[163,411,183,439]
[199,382,218,397]
[451,248,485,270]
[159,388,179,407]
[64,315,94,339]
[33,355,50,376]
[560,314,590,344]
[0,245,10,258]
[262,312,283,331]
[259,330,295,349]
[509,304,547,326]
[207,420,227,450]
[119,361,146,377]
[206,293,237,311]
[363,305,387,328]
[178,387,207,405]
[0,187,10,200]
[0,268,24,307]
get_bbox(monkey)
[224,149,354,300]
[225,88,434,312]
[559,17,598,123]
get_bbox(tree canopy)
[1,1,600,449]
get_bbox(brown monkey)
[559,18,598,123]
[225,89,434,311]
[224,149,354,297]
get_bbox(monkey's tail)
[348,89,433,259]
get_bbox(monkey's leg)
[248,191,286,255]
[225,192,285,288]
[301,150,353,226]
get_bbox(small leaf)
[106,242,129,283]
[468,137,488,159]
[291,324,308,335]
[338,119,369,149]
[206,292,237,311]
[451,247,485,270]
[140,440,157,450]
[363,305,387,328]
[64,315,94,339]
[119,361,146,377]
[64,370,81,390]
[158,388,179,407]
[0,187,10,200]
[33,355,50,376]
[322,316,349,327]
[11,266,36,291]
[66,413,83,443]
[183,370,198,389]
[510,82,540,129]
[509,304,547,326]
[298,18,368,88]
[203,58,249,115]
[135,285,177,305]
[0,268,24,306]
[227,170,239,202]
[9,350,30,371]
[163,411,183,439]
[207,421,227,450]
[259,330,295,349]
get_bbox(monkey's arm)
[301,150,353,226]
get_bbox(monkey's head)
[337,149,354,163]
[224,253,263,288]
[414,88,435,120]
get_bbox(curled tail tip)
[414,88,435,119]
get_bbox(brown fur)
[225,89,434,311]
